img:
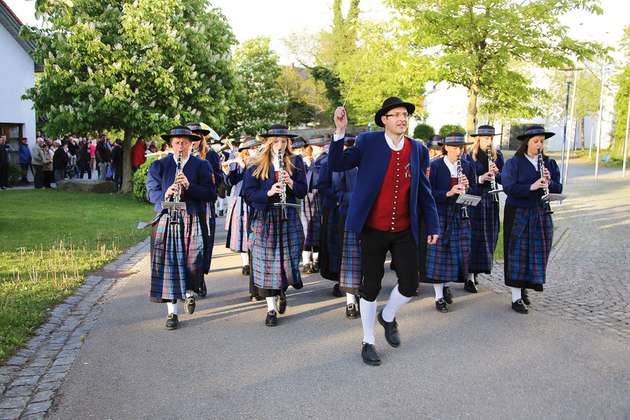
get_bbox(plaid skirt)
[319,206,341,281]
[339,221,361,294]
[150,211,206,302]
[301,191,322,249]
[225,196,248,253]
[248,207,304,291]
[424,204,471,283]
[504,204,553,291]
[468,191,500,274]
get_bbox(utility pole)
[560,80,571,180]
[563,70,578,185]
[595,62,606,180]
[623,95,630,177]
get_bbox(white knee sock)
[433,283,444,301]
[302,251,312,264]
[166,302,178,315]
[240,252,249,266]
[346,293,356,306]
[511,287,522,303]
[382,286,411,323]
[266,297,277,312]
[312,252,319,262]
[360,298,377,345]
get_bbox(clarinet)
[162,151,187,224]
[456,157,469,220]
[537,149,553,215]
[273,144,300,220]
[486,145,500,202]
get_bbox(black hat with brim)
[306,136,331,147]
[344,135,356,146]
[259,124,297,138]
[161,126,201,142]
[374,96,415,128]
[291,137,307,149]
[427,135,443,149]
[239,138,260,151]
[517,125,555,141]
[438,132,472,146]
[470,125,500,137]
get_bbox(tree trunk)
[121,128,133,193]
[466,84,479,140]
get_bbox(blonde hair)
[251,137,295,180]
[470,137,497,161]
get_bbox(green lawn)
[573,148,628,168]
[0,190,154,363]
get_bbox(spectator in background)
[0,136,10,189]
[43,139,54,188]
[18,138,32,184]
[96,136,111,181]
[89,139,97,174]
[131,137,146,172]
[111,139,123,189]
[77,139,92,179]
[148,141,158,154]
[53,139,68,184]
[31,137,45,188]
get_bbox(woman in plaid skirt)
[463,125,504,293]
[146,126,215,330]
[501,125,562,314]
[423,133,477,313]
[242,125,307,327]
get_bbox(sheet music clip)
[456,194,482,207]
[542,193,565,203]
[488,186,503,196]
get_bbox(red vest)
[367,137,412,232]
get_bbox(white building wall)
[0,22,36,148]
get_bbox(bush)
[413,124,435,141]
[132,156,156,203]
[439,124,466,137]
[7,164,21,186]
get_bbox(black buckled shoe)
[278,293,287,314]
[345,303,359,319]
[311,262,319,273]
[265,310,278,326]
[165,314,179,330]
[361,343,381,366]
[464,280,478,293]
[512,299,529,314]
[435,298,448,313]
[185,296,196,314]
[332,283,343,297]
[443,286,453,304]
[521,289,530,306]
[377,311,401,348]
[242,265,250,276]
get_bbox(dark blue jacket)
[429,157,478,213]
[333,167,357,217]
[206,148,224,192]
[307,152,327,192]
[19,143,31,165]
[328,132,440,243]
[241,155,308,211]
[463,149,504,188]
[501,154,562,208]
[146,154,216,214]
[316,158,335,211]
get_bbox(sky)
[6,0,627,64]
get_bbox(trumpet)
[161,150,187,224]
[486,145,502,202]
[537,148,553,215]
[456,157,469,220]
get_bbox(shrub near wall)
[132,157,156,203]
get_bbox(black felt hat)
[438,132,472,146]
[517,125,555,141]
[470,125,500,137]
[238,138,260,151]
[426,135,443,149]
[306,135,331,147]
[291,136,307,149]
[161,126,201,142]
[259,124,297,138]
[374,96,415,128]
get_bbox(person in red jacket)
[131,137,147,172]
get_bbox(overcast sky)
[6,0,628,64]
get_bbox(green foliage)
[132,156,157,203]
[413,123,435,140]
[439,124,466,137]
[612,25,630,153]
[278,66,328,127]
[0,190,154,362]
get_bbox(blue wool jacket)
[206,148,224,191]
[429,157,478,213]
[146,154,216,214]
[316,158,335,211]
[19,143,31,164]
[333,167,357,217]
[501,154,562,208]
[328,132,440,243]
[307,152,327,192]
[241,155,308,210]
[463,149,504,187]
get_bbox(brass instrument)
[456,157,469,220]
[273,143,300,219]
[486,145,502,202]
[537,148,553,215]
[161,151,187,224]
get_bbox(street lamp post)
[623,95,630,177]
[563,70,578,185]
[594,62,606,180]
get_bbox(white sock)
[166,302,178,315]
[240,252,249,266]
[186,291,194,298]
[360,298,377,345]
[382,286,411,323]
[433,283,444,301]
[511,287,522,303]
[312,252,319,262]
[346,293,356,306]
[266,297,277,312]
[302,251,312,264]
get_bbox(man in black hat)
[329,98,440,366]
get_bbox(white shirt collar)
[525,154,538,170]
[443,156,458,177]
[172,152,190,169]
[384,132,405,152]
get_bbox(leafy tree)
[387,0,603,135]
[23,0,237,192]
[413,123,435,140]
[612,24,630,153]
[277,66,328,127]
[439,124,466,137]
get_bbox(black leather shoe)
[265,311,278,326]
[302,263,313,274]
[165,314,179,330]
[390,261,396,271]
[278,293,287,314]
[377,311,401,348]
[332,283,343,297]
[198,281,207,298]
[345,303,359,319]
[185,296,196,314]
[443,286,453,304]
[521,289,530,306]
[512,299,529,314]
[242,265,250,276]
[361,343,381,366]
[464,280,478,293]
[435,298,448,313]
[474,274,479,285]
[311,262,319,273]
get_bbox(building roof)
[0,0,36,57]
